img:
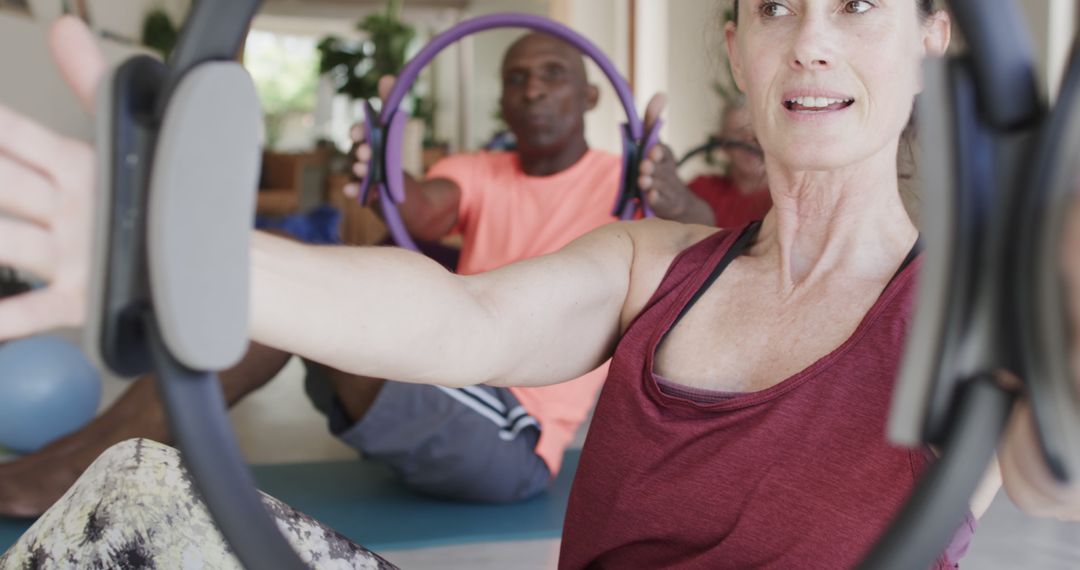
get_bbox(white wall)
[1017,0,1077,100]
[662,0,730,179]
[633,0,668,110]
[85,0,190,44]
[549,0,729,166]
[458,0,549,149]
[553,0,627,155]
[0,11,92,140]
[0,2,153,141]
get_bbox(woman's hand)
[0,16,105,340]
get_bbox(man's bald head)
[501,32,588,84]
[499,32,599,163]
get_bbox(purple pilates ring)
[359,12,661,251]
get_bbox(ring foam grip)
[890,58,991,446]
[147,62,262,371]
[88,56,168,377]
[383,109,411,205]
[355,103,417,250]
[612,124,639,219]
[612,118,663,220]
[357,101,383,206]
[923,59,998,444]
[377,108,417,250]
[945,0,1041,131]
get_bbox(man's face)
[500,34,595,155]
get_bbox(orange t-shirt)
[426,149,621,475]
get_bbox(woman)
[0,2,1076,568]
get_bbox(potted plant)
[318,0,445,160]
[141,7,179,60]
[318,0,414,101]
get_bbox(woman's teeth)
[784,97,855,111]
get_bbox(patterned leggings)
[0,439,398,569]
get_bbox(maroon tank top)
[559,225,972,569]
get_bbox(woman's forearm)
[249,231,492,386]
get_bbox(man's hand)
[344,75,396,205]
[341,75,461,242]
[637,93,716,226]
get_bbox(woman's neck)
[753,145,918,292]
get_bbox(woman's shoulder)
[617,219,723,328]
[624,218,724,261]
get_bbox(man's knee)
[303,360,386,424]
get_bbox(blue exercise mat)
[0,450,579,554]
[0,516,28,557]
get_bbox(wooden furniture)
[257,150,331,216]
[327,173,388,246]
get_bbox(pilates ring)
[868,0,1069,568]
[356,13,662,251]
[1012,29,1080,485]
[90,0,308,567]
[676,136,763,168]
[83,1,1080,569]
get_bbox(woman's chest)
[652,273,885,393]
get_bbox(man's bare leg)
[0,342,292,517]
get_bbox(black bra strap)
[889,236,923,286]
[670,221,762,330]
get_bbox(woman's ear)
[923,10,952,58]
[585,84,599,111]
[725,21,747,93]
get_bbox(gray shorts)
[303,362,551,503]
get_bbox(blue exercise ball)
[0,335,102,454]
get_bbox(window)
[244,30,320,151]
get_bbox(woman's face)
[726,0,950,172]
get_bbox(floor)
[218,359,1080,569]
[7,352,1080,569]
[104,356,566,569]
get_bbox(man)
[0,31,656,514]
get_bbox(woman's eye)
[760,2,793,18]
[843,0,874,14]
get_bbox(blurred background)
[2,1,1079,568]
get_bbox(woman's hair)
[731,0,935,23]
